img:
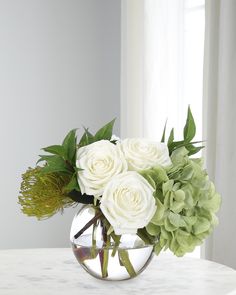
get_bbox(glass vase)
[70,205,154,281]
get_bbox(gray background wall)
[0,0,121,249]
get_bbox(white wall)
[0,0,121,249]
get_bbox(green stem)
[74,211,102,239]
[102,235,110,278]
[99,218,121,257]
[99,220,109,278]
[118,249,136,278]
[91,221,98,258]
[110,233,121,257]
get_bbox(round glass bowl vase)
[70,205,154,281]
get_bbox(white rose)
[76,140,127,198]
[100,171,156,235]
[120,138,171,171]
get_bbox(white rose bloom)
[120,138,171,171]
[76,140,127,198]
[100,171,156,235]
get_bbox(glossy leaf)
[161,120,167,142]
[94,119,115,141]
[167,128,174,147]
[63,173,80,193]
[42,145,66,157]
[186,144,204,156]
[36,155,55,164]
[40,156,70,174]
[183,106,196,142]
[79,128,94,147]
[62,129,77,162]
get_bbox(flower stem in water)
[91,221,98,259]
[118,250,136,278]
[99,220,109,278]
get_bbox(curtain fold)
[203,0,236,269]
[121,0,204,141]
[120,0,145,138]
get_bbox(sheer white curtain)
[203,0,236,269]
[144,0,204,141]
[121,0,204,141]
[121,0,205,258]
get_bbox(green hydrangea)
[141,147,221,257]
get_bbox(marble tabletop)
[0,248,236,295]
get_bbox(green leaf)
[169,141,204,153]
[161,119,167,143]
[186,144,204,156]
[167,128,174,147]
[79,128,94,147]
[94,119,115,141]
[62,129,77,162]
[40,156,70,174]
[63,174,80,193]
[168,140,184,150]
[40,165,70,174]
[42,145,66,157]
[183,106,196,142]
[36,155,55,164]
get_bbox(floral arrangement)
[19,107,221,259]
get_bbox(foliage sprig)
[161,106,205,156]
[18,119,116,216]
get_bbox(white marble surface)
[0,248,236,295]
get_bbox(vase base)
[72,234,154,281]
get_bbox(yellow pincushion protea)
[18,167,75,220]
